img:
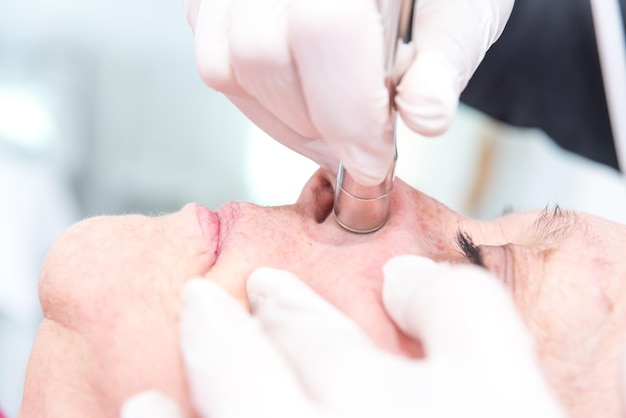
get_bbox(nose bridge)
[391,178,459,224]
[388,178,467,259]
[297,170,467,257]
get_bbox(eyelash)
[455,231,485,267]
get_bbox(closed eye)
[455,230,484,267]
[455,230,517,285]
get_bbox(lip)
[192,201,241,265]
[214,201,240,248]
[190,203,221,267]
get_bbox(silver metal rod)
[334,141,397,233]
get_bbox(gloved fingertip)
[181,278,231,313]
[247,267,298,312]
[397,97,457,137]
[180,279,248,346]
[182,278,210,300]
[342,165,387,187]
[396,52,460,137]
[121,390,185,418]
[392,42,416,83]
[382,256,441,323]
[334,135,396,187]
[184,0,201,32]
[247,267,331,316]
[384,255,439,275]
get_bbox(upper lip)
[193,201,240,268]
[214,201,240,250]
[192,203,222,267]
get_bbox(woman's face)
[25,170,626,418]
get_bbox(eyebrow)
[530,204,579,243]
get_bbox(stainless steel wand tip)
[333,158,396,234]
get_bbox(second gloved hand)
[124,255,565,417]
[184,0,514,186]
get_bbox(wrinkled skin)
[20,170,626,418]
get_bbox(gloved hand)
[122,255,566,418]
[183,0,514,186]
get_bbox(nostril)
[297,169,337,223]
[313,177,335,223]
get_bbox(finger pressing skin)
[120,390,185,418]
[180,279,309,417]
[247,267,391,414]
[382,256,567,417]
[382,255,535,360]
[194,0,247,96]
[396,50,458,136]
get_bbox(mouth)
[214,201,242,252]
[191,203,222,268]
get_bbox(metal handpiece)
[333,0,415,234]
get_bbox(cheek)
[205,224,299,305]
[205,200,460,357]
[280,238,422,355]
[303,243,425,356]
[207,226,424,355]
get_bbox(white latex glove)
[183,0,514,186]
[123,255,565,418]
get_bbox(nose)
[295,169,336,224]
[387,177,464,242]
[296,169,466,261]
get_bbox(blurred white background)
[1,0,625,416]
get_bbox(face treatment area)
[2,0,626,417]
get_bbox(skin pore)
[20,170,626,418]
